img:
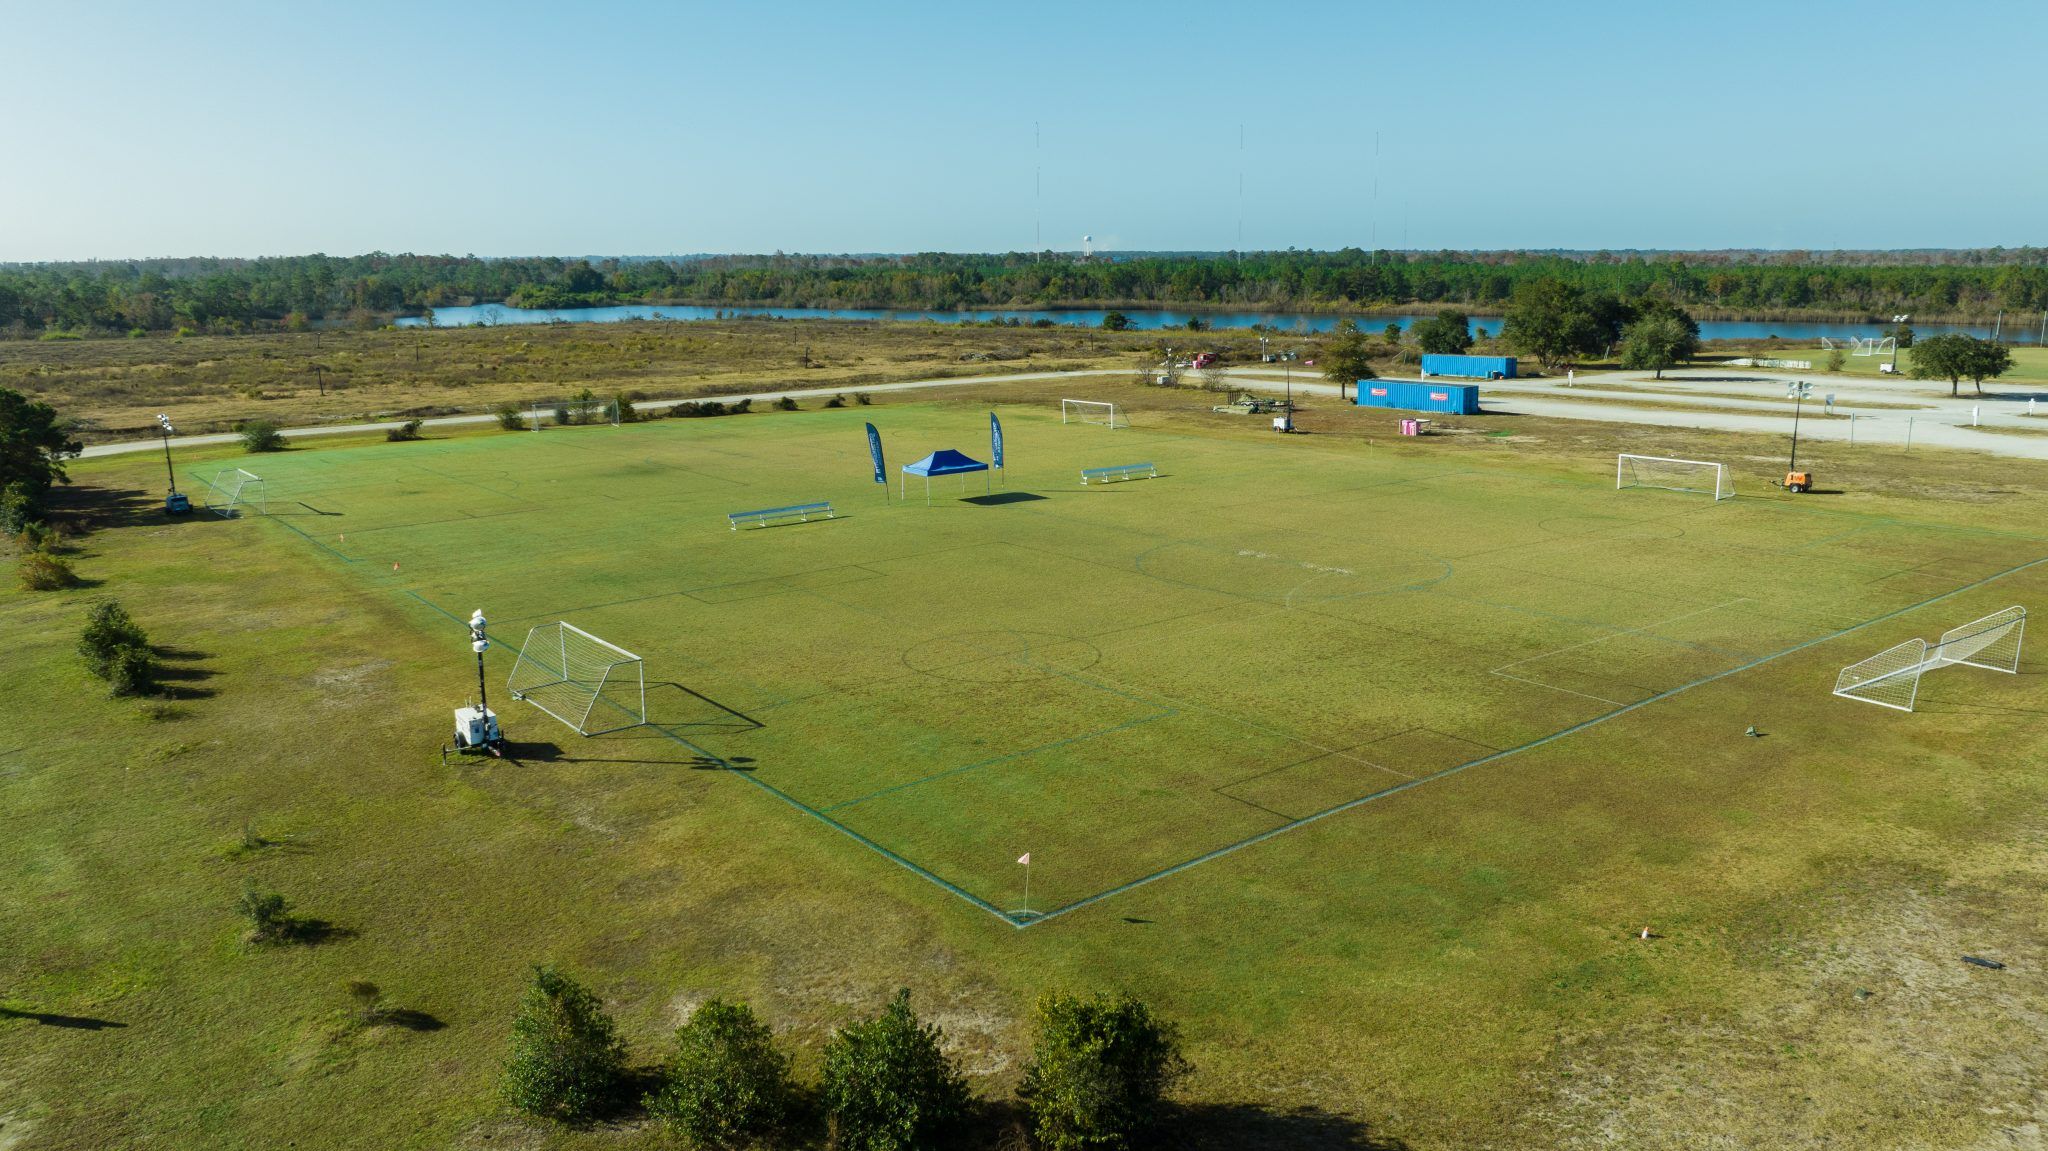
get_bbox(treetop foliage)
[4,249,2047,336]
[502,964,629,1122]
[820,988,970,1151]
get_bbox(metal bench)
[1080,463,1157,485]
[728,501,835,529]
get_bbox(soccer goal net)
[204,468,266,517]
[1061,399,1123,428]
[507,622,647,735]
[1617,454,1732,500]
[1833,605,2026,712]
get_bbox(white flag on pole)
[1017,853,1030,865]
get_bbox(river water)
[396,301,2038,343]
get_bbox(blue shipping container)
[1354,380,1481,415]
[1420,353,1517,379]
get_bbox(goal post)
[1061,399,1123,428]
[507,622,647,735]
[1616,454,1732,500]
[204,468,267,517]
[1834,606,2026,712]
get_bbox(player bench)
[728,501,835,529]
[1080,462,1157,484]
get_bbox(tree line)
[7,250,2048,336]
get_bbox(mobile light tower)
[1890,314,1909,373]
[156,414,191,514]
[451,608,505,757]
[1784,381,1814,493]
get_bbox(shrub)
[1019,993,1190,1151]
[775,396,799,411]
[614,393,639,423]
[79,600,150,677]
[105,644,160,697]
[0,481,37,535]
[647,998,797,1149]
[237,882,297,944]
[502,964,628,1122]
[496,403,526,431]
[855,392,873,406]
[344,979,385,1024]
[671,401,725,418]
[18,520,59,552]
[238,420,286,452]
[1826,349,1848,373]
[821,989,969,1151]
[385,419,424,442]
[825,393,848,408]
[729,398,752,414]
[18,550,78,590]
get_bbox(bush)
[825,393,847,408]
[18,520,59,552]
[237,882,297,944]
[1826,349,1848,373]
[672,401,726,418]
[385,420,424,442]
[238,420,286,452]
[496,403,526,431]
[855,392,873,406]
[18,550,78,590]
[79,600,149,677]
[775,396,799,411]
[614,393,639,423]
[730,398,752,414]
[647,999,797,1149]
[344,979,386,1024]
[105,644,160,697]
[503,964,629,1122]
[821,989,969,1151]
[1019,993,1189,1151]
[0,481,38,535]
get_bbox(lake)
[396,302,2039,344]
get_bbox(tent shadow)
[962,491,1046,506]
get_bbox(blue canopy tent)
[901,448,991,503]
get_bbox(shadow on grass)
[1160,1102,1409,1150]
[368,1007,445,1032]
[251,918,354,948]
[0,1006,128,1031]
[961,491,1047,506]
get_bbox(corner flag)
[1016,852,1030,865]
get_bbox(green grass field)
[10,383,2048,1149]
[207,403,2047,924]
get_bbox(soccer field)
[225,402,2046,925]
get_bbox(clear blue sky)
[2,0,2042,260]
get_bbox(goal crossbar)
[1616,454,1732,500]
[1834,606,2026,712]
[1061,398,1123,428]
[507,621,648,735]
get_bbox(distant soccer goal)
[1834,606,2026,712]
[507,622,647,735]
[203,468,266,517]
[1819,336,1894,357]
[1061,399,1124,428]
[1616,454,1732,500]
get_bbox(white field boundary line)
[1017,551,2048,927]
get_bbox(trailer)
[1420,353,1516,380]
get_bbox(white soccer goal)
[1061,399,1124,428]
[1834,606,2026,712]
[1616,454,1732,500]
[507,622,647,735]
[204,468,266,517]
